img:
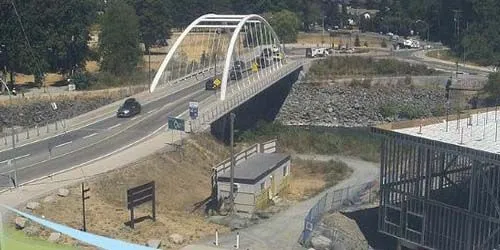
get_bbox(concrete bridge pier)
[210,68,302,144]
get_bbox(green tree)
[483,72,500,97]
[99,0,141,75]
[0,0,97,78]
[127,0,173,52]
[265,10,300,43]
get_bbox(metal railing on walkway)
[298,180,379,248]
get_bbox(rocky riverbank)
[276,81,447,127]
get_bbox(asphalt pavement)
[0,81,214,188]
[0,56,284,189]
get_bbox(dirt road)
[196,154,379,250]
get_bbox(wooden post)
[81,182,90,232]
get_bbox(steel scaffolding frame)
[372,127,500,250]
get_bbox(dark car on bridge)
[117,98,141,118]
[230,60,246,80]
[257,57,272,69]
[205,77,222,90]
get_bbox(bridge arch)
[149,14,284,101]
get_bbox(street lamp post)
[322,16,326,45]
[0,78,17,188]
[229,112,236,215]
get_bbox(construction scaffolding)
[372,123,500,250]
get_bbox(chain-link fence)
[299,180,379,248]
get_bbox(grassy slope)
[1,228,76,250]
[238,122,381,163]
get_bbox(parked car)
[205,77,222,90]
[117,98,141,118]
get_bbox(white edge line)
[14,154,30,160]
[0,154,31,165]
[147,108,157,114]
[54,141,72,148]
[1,86,204,192]
[0,78,204,154]
[130,116,140,121]
[82,133,98,139]
[17,123,168,188]
[107,123,122,130]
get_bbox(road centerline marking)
[82,133,98,139]
[55,141,72,148]
[107,123,122,130]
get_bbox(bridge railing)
[188,59,305,132]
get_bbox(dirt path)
[197,154,379,250]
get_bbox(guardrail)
[298,180,379,248]
[189,59,305,132]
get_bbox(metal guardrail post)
[36,124,40,136]
[55,120,58,131]
[46,122,49,133]
[15,130,19,143]
[3,132,7,145]
[26,127,30,140]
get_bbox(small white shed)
[214,140,291,214]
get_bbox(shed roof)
[218,153,290,184]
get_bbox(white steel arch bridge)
[150,14,291,101]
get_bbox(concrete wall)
[210,68,301,144]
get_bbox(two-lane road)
[0,81,214,188]
[0,57,286,188]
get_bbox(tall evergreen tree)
[99,0,141,75]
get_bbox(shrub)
[307,57,438,80]
[363,41,369,47]
[381,39,388,48]
[354,34,361,47]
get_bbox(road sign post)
[167,117,185,131]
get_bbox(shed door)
[270,175,276,198]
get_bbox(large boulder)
[311,235,332,250]
[23,226,40,237]
[57,188,70,197]
[42,195,56,203]
[169,233,184,244]
[26,202,40,210]
[15,217,28,229]
[147,239,162,249]
[48,232,61,243]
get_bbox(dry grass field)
[296,32,387,48]
[16,134,353,249]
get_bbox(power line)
[10,0,52,97]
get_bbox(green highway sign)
[168,117,185,131]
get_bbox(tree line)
[0,0,498,86]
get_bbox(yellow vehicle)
[205,77,222,90]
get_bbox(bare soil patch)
[285,158,353,201]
